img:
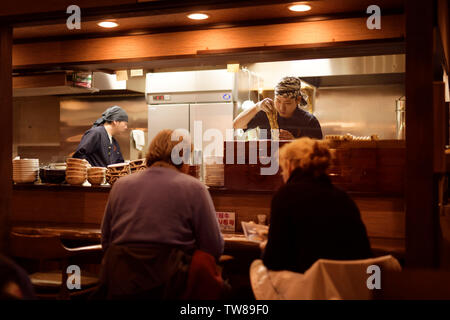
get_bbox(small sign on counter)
[216,211,235,232]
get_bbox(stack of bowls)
[129,159,146,173]
[65,158,89,185]
[106,163,130,186]
[13,159,39,183]
[87,167,106,186]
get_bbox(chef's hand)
[255,98,275,114]
[279,129,295,140]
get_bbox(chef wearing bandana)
[233,76,323,140]
[73,106,129,167]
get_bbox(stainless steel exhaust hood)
[296,54,405,88]
[13,71,145,97]
[250,54,405,89]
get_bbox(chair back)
[9,232,70,260]
[250,255,401,300]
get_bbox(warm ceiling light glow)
[288,4,312,12]
[187,13,209,20]
[97,21,119,28]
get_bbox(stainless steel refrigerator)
[146,69,255,159]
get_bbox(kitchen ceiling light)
[288,4,312,12]
[97,21,119,28]
[187,13,209,20]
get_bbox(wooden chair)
[9,231,102,300]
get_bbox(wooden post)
[405,1,439,267]
[0,27,12,254]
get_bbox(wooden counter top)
[13,182,403,198]
[11,224,403,260]
[11,224,260,255]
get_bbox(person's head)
[279,137,331,183]
[93,105,128,134]
[105,120,128,135]
[145,129,191,174]
[274,76,307,118]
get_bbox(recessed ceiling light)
[97,21,119,28]
[187,13,209,20]
[288,4,312,12]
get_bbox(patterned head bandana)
[274,76,308,106]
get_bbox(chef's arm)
[233,98,274,129]
[233,104,259,129]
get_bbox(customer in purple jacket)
[101,129,224,258]
[97,129,224,299]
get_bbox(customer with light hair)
[97,129,224,299]
[262,137,372,273]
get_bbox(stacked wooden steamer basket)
[106,163,130,186]
[106,159,146,186]
[129,159,146,173]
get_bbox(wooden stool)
[9,231,102,300]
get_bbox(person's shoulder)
[295,108,319,122]
[177,171,207,191]
[83,126,104,138]
[110,169,147,191]
[90,126,106,134]
[272,182,299,205]
[249,110,266,123]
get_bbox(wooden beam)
[405,1,438,267]
[0,27,13,254]
[12,15,405,68]
[438,0,450,72]
[13,73,67,88]
[434,82,446,173]
[0,0,135,17]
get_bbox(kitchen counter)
[11,224,260,257]
[13,182,403,198]
[11,181,405,259]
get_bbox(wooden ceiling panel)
[13,0,404,41]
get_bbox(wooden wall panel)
[13,96,60,149]
[12,188,404,246]
[0,0,135,17]
[438,0,450,71]
[12,15,405,68]
[0,27,13,253]
[354,197,405,239]
[13,73,66,88]
[434,82,446,173]
[11,189,109,225]
[405,1,437,267]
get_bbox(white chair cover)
[250,255,401,300]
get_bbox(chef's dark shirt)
[73,125,124,167]
[245,108,323,139]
